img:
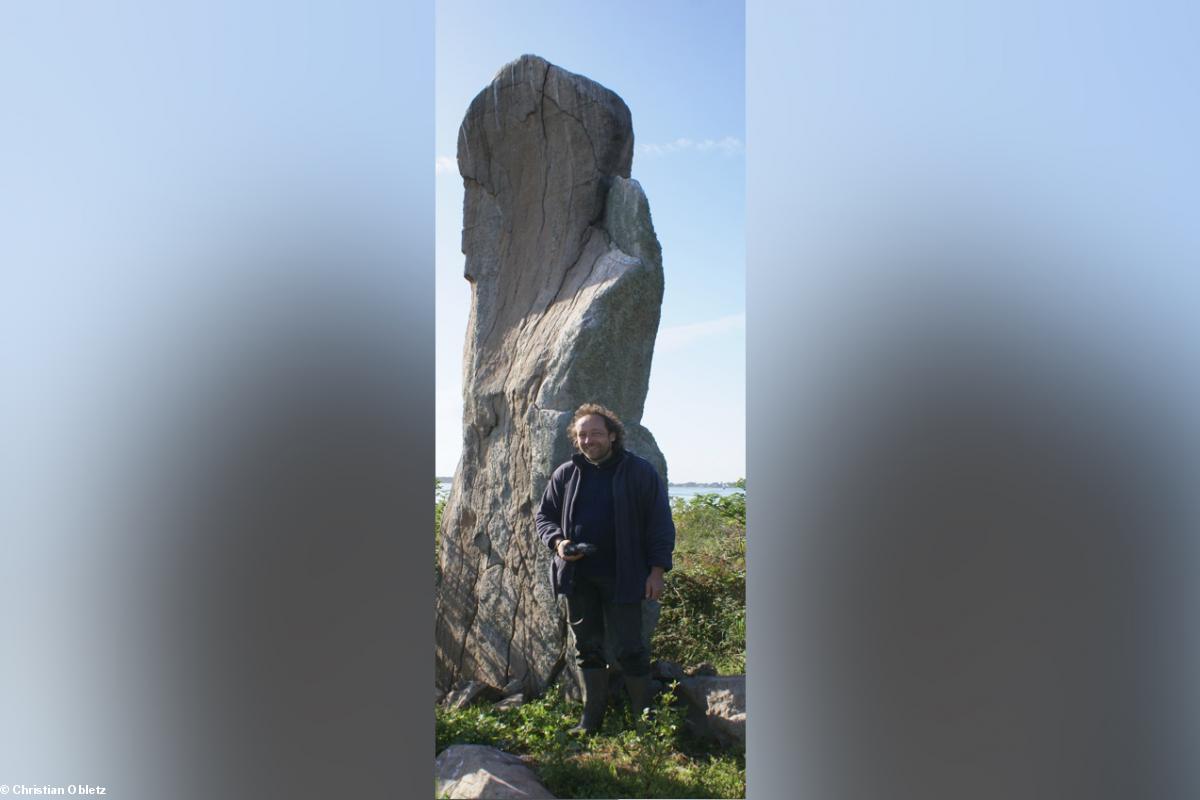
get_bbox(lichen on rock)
[434,54,668,699]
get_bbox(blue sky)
[435,0,746,481]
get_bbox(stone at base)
[435,744,556,799]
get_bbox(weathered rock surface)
[435,744,556,799]
[493,693,525,711]
[677,675,746,750]
[442,680,505,710]
[435,54,668,700]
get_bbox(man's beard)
[584,445,611,464]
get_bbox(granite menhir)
[435,54,668,700]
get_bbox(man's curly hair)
[568,403,626,451]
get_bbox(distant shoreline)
[436,477,743,489]
[436,474,739,489]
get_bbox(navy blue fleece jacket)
[534,448,676,603]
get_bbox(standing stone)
[434,54,668,699]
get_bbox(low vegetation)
[654,480,746,674]
[436,685,745,799]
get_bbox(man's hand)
[645,566,665,601]
[556,539,584,562]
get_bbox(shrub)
[654,484,746,674]
[435,479,449,581]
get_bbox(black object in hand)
[563,541,598,557]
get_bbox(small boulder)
[435,744,556,799]
[678,675,746,750]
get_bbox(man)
[534,403,676,734]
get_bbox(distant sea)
[436,479,743,500]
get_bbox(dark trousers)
[566,573,650,676]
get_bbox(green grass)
[436,686,745,799]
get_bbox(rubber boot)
[570,668,608,735]
[625,674,654,727]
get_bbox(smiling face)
[574,413,617,464]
